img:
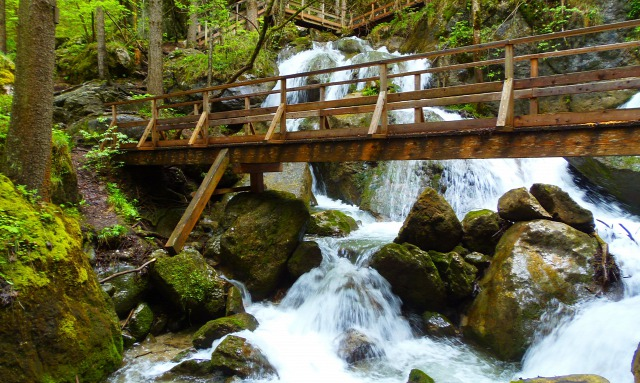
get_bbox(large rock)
[307,210,358,237]
[0,175,123,383]
[218,191,310,300]
[192,313,259,349]
[265,163,314,206]
[422,311,459,338]
[461,209,504,255]
[567,156,640,215]
[126,302,154,341]
[633,341,640,383]
[53,81,126,125]
[105,267,150,317]
[498,187,552,222]
[287,241,323,279]
[370,243,446,311]
[530,183,595,233]
[464,220,603,360]
[336,328,385,365]
[312,162,374,206]
[395,187,462,253]
[408,369,436,383]
[511,375,610,383]
[429,250,478,304]
[150,249,229,323]
[210,335,277,379]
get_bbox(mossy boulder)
[307,210,358,237]
[0,175,123,383]
[422,311,459,338]
[210,335,277,379]
[461,209,504,255]
[150,248,229,324]
[530,183,595,233]
[510,375,610,383]
[566,156,640,214]
[50,130,80,205]
[192,313,259,349]
[106,268,150,317]
[428,250,478,304]
[464,220,603,360]
[164,359,216,379]
[395,187,462,253]
[218,191,310,300]
[408,368,436,383]
[265,163,314,207]
[287,241,323,278]
[498,187,552,222]
[126,302,154,341]
[226,285,246,316]
[464,251,492,273]
[370,243,446,311]
[312,162,375,206]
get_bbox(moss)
[192,313,259,349]
[307,210,358,237]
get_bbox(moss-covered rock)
[370,243,446,311]
[106,268,150,318]
[192,313,259,349]
[210,335,277,379]
[461,209,504,255]
[218,191,310,300]
[0,174,122,383]
[226,285,246,316]
[464,220,604,361]
[164,359,216,379]
[408,368,436,383]
[510,375,610,383]
[428,250,478,304]
[498,187,552,222]
[312,161,375,206]
[50,129,80,205]
[125,302,154,341]
[422,311,459,338]
[150,248,229,324]
[395,187,462,253]
[307,210,358,237]
[464,251,492,273]
[530,183,595,233]
[264,163,314,207]
[287,241,323,279]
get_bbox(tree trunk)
[246,0,258,31]
[0,0,6,53]
[187,0,198,47]
[96,6,109,82]
[2,0,57,198]
[147,0,163,96]
[471,0,483,83]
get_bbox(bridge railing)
[104,19,640,151]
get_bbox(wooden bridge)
[105,20,640,253]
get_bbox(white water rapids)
[109,39,640,383]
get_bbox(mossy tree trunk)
[247,0,258,31]
[147,0,163,96]
[96,6,109,82]
[187,0,198,47]
[2,0,56,198]
[0,0,6,53]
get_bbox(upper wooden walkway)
[105,20,640,252]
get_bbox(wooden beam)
[233,163,283,173]
[368,91,387,136]
[497,44,515,130]
[188,111,209,145]
[137,117,156,148]
[164,149,229,254]
[212,186,252,195]
[250,173,265,193]
[265,103,285,141]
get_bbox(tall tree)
[246,0,258,31]
[187,0,199,47]
[471,0,483,82]
[148,0,163,95]
[0,0,6,53]
[2,0,57,197]
[96,6,109,82]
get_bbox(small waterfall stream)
[108,39,640,383]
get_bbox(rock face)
[53,81,126,125]
[370,243,446,311]
[150,249,229,324]
[264,163,314,207]
[567,156,640,215]
[464,220,601,360]
[307,210,358,237]
[395,187,462,253]
[510,375,610,383]
[461,209,504,255]
[0,175,123,383]
[210,335,277,379]
[218,191,310,300]
[336,329,385,365]
[530,183,595,233]
[287,241,323,278]
[192,313,259,349]
[498,187,552,222]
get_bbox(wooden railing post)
[379,64,388,134]
[280,78,287,138]
[202,91,209,142]
[497,43,515,130]
[319,85,330,129]
[414,73,424,124]
[151,99,159,146]
[530,57,539,115]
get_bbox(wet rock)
[192,313,259,350]
[334,37,367,55]
[498,187,552,222]
[463,252,492,273]
[164,359,214,378]
[210,335,277,379]
[287,241,323,279]
[429,250,478,304]
[307,210,358,237]
[126,302,154,341]
[218,191,310,300]
[336,329,385,365]
[461,209,504,255]
[265,163,314,207]
[150,248,229,324]
[422,311,459,338]
[370,243,446,311]
[407,368,436,383]
[395,187,462,253]
[53,81,125,125]
[312,162,375,206]
[510,375,610,383]
[530,183,595,233]
[464,220,604,360]
[107,269,150,318]
[226,285,246,316]
[633,342,640,383]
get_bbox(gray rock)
[192,313,259,350]
[529,183,595,233]
[461,209,504,255]
[336,329,384,365]
[498,187,552,222]
[210,335,277,379]
[422,311,459,338]
[287,241,323,279]
[307,210,358,237]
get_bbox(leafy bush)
[630,0,640,19]
[106,183,139,223]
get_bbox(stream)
[108,39,640,383]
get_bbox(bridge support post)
[497,44,515,131]
[280,78,287,138]
[530,58,539,115]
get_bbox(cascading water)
[108,38,640,383]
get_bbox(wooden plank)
[497,77,515,129]
[233,163,283,173]
[368,91,387,136]
[514,108,640,128]
[264,103,285,141]
[286,95,379,113]
[208,106,279,120]
[164,149,229,254]
[212,186,252,195]
[515,66,640,90]
[189,111,209,145]
[137,118,156,148]
[117,120,151,129]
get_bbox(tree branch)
[99,258,157,284]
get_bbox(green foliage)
[57,0,130,41]
[630,0,640,19]
[440,19,473,48]
[0,54,15,87]
[106,183,139,223]
[96,224,128,246]
[56,40,134,84]
[81,125,134,175]
[370,7,428,40]
[0,94,12,151]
